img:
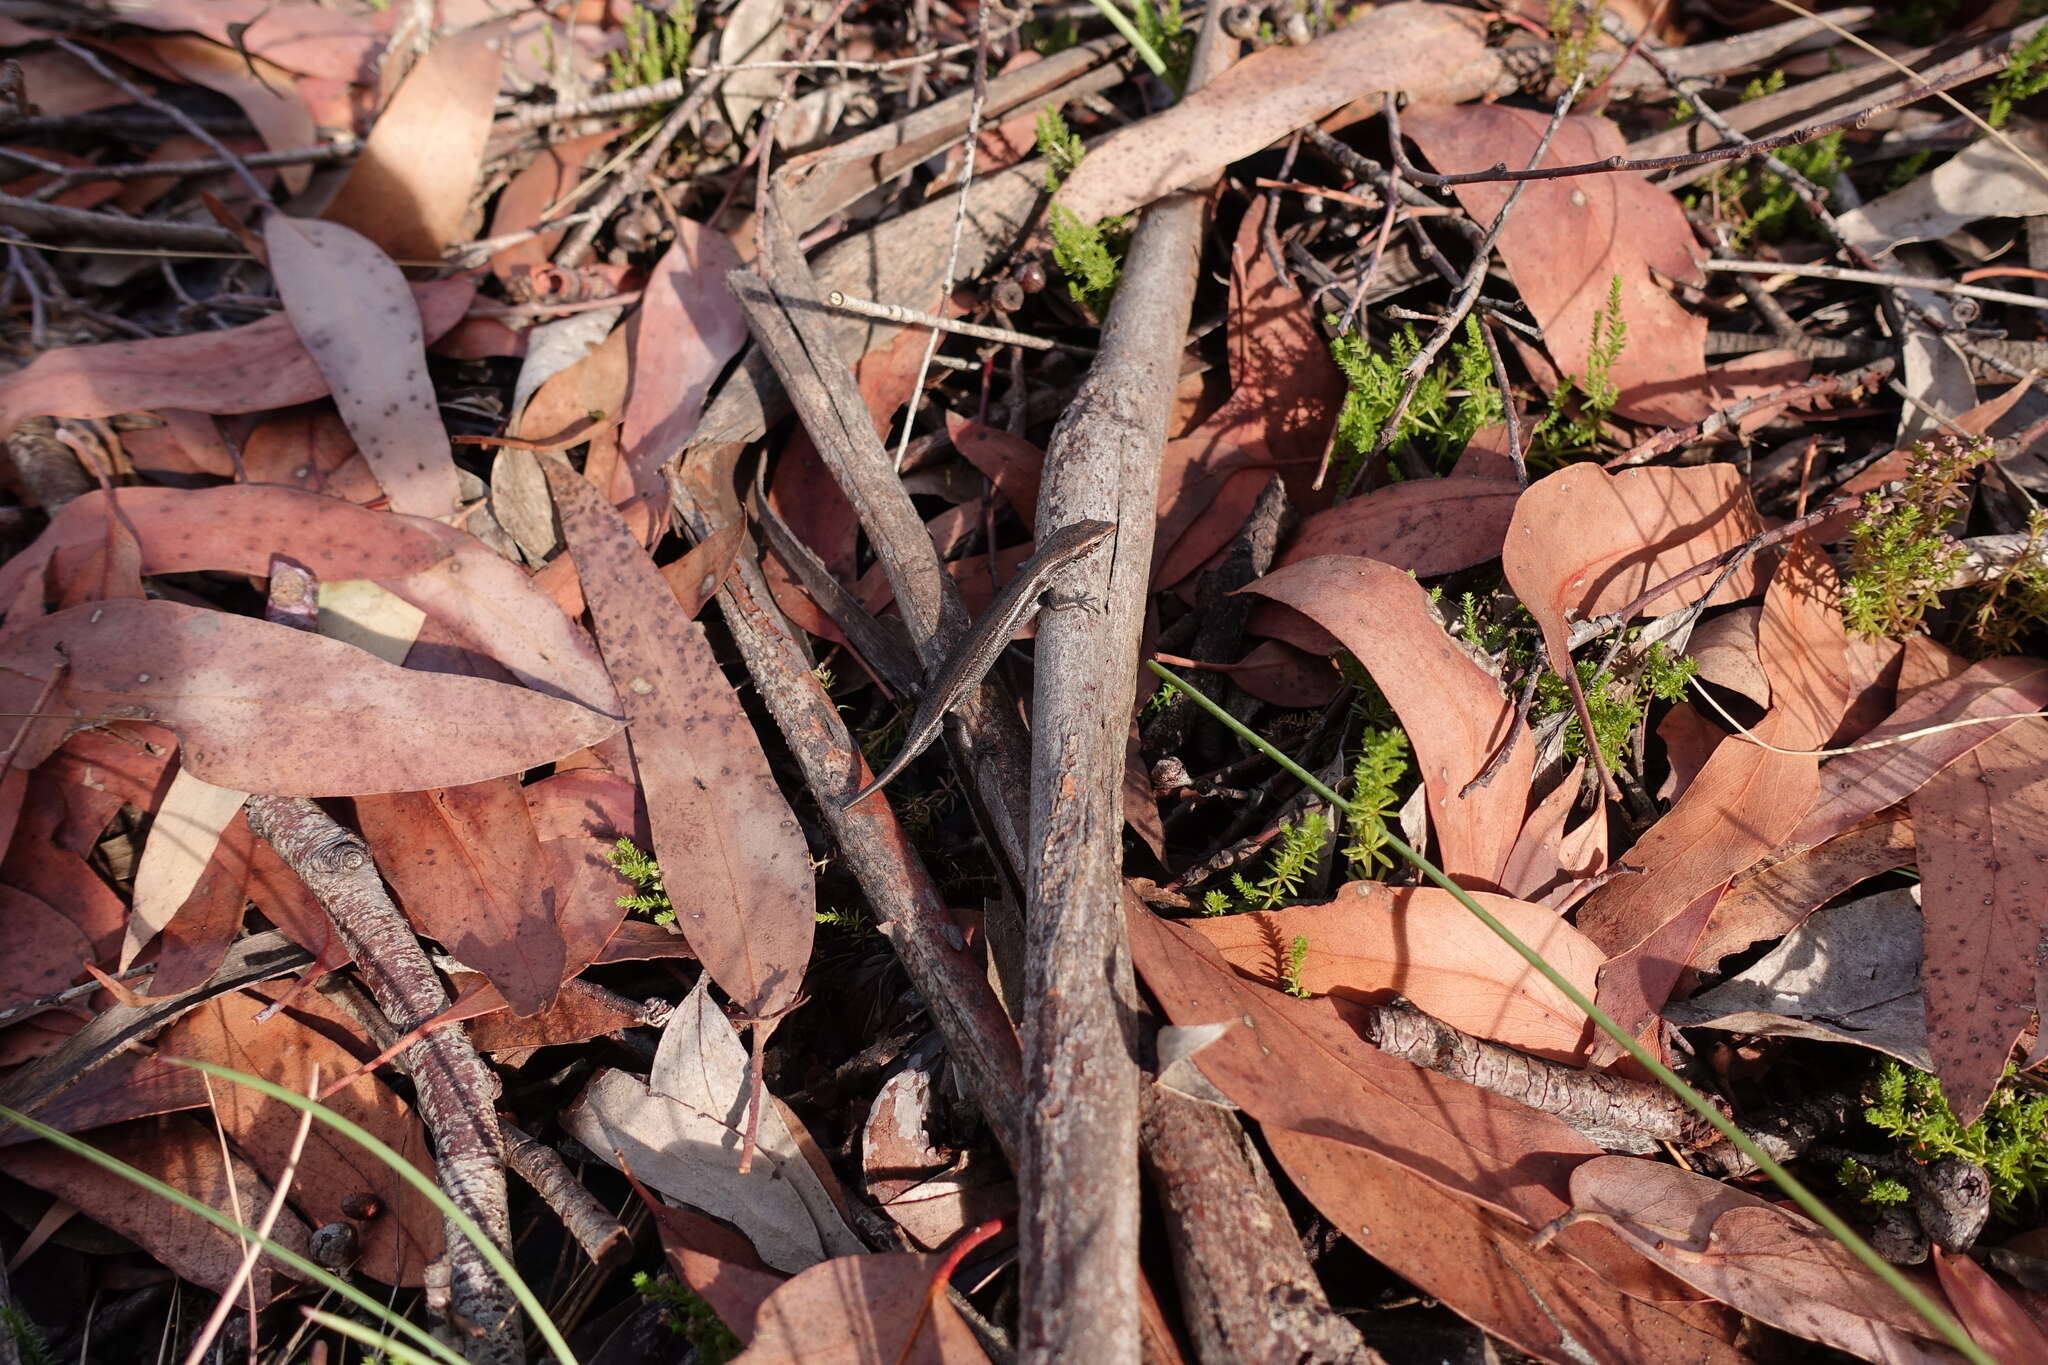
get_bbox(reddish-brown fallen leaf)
[739,1252,990,1364]
[1571,1155,1960,1364]
[384,532,620,715]
[1788,656,2048,852]
[455,975,645,1052]
[1838,631,1906,745]
[1401,103,1708,423]
[1217,640,1340,710]
[1129,900,1598,1228]
[1581,541,1847,1046]
[0,482,614,716]
[1900,634,1975,699]
[0,1044,209,1147]
[1186,883,1598,1061]
[116,34,316,192]
[1656,701,1723,804]
[62,477,145,609]
[1692,810,1915,974]
[119,408,238,481]
[266,214,460,518]
[122,763,248,969]
[112,0,385,82]
[0,884,91,1014]
[1933,1246,2048,1364]
[163,992,443,1285]
[1265,1128,1746,1365]
[354,776,564,1017]
[240,408,381,502]
[7,50,127,119]
[759,439,858,643]
[1155,205,1344,586]
[486,129,616,281]
[1276,476,1522,579]
[0,279,473,435]
[1498,761,1604,906]
[1246,556,1530,890]
[321,25,499,259]
[1503,463,1767,683]
[636,1176,784,1345]
[1912,719,2048,1122]
[1154,464,1272,591]
[620,220,749,496]
[516,320,630,448]
[246,830,348,968]
[1757,538,1853,741]
[545,460,813,1017]
[1685,605,1769,706]
[41,721,177,851]
[863,1061,1014,1251]
[152,809,262,995]
[0,599,621,795]
[660,522,747,618]
[945,416,1044,527]
[1055,4,1491,223]
[595,919,700,964]
[4,771,126,957]
[524,767,648,977]
[0,1114,312,1300]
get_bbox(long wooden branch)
[1016,10,1229,1361]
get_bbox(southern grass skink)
[841,519,1116,808]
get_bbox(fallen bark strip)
[657,477,1031,1162]
[1016,10,1229,1361]
[1140,1086,1375,1365]
[246,564,518,1365]
[246,796,521,1365]
[728,226,1040,880]
[501,1119,630,1268]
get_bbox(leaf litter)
[6,5,2048,1365]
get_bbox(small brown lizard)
[841,519,1115,808]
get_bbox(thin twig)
[54,41,270,207]
[825,289,1078,351]
[553,80,724,268]
[493,23,1018,132]
[1351,76,1582,498]
[1704,257,2048,311]
[7,242,44,350]
[1609,357,1895,467]
[1460,639,1545,798]
[1331,163,1403,339]
[446,210,599,266]
[894,3,992,471]
[3,140,358,194]
[1384,56,1981,188]
[0,196,246,252]
[1749,0,2048,192]
[1478,316,1526,487]
[1693,677,2048,756]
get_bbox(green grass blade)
[1083,0,1168,76]
[0,1103,468,1365]
[168,1058,580,1365]
[1146,660,1993,1365]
